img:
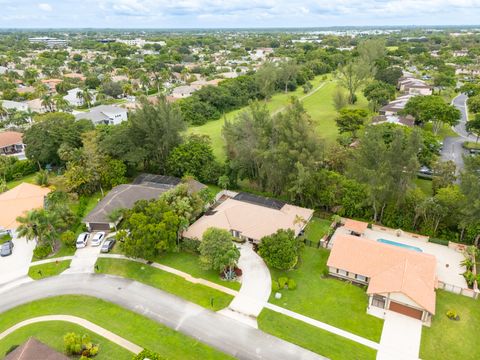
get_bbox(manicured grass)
[0,321,132,360]
[0,296,232,360]
[298,217,332,243]
[268,247,383,342]
[28,260,71,280]
[31,243,76,262]
[463,141,480,150]
[258,309,376,360]
[420,290,480,360]
[155,251,241,290]
[95,258,234,310]
[6,173,38,190]
[414,178,433,196]
[423,123,458,139]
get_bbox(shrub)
[64,332,99,358]
[35,170,49,186]
[428,237,449,246]
[322,268,330,277]
[33,244,51,259]
[60,230,76,248]
[133,349,166,360]
[271,280,280,291]
[446,310,460,320]
[278,277,288,289]
[287,278,297,290]
[258,229,300,270]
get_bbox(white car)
[76,232,89,249]
[91,232,106,247]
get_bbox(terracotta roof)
[0,183,51,230]
[343,219,368,234]
[5,337,68,360]
[0,131,23,148]
[184,197,313,241]
[327,234,437,314]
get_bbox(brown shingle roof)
[5,337,68,360]
[0,131,23,148]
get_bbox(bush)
[180,238,200,253]
[64,332,99,358]
[35,170,49,186]
[271,280,280,291]
[3,158,37,182]
[133,349,166,360]
[33,244,51,259]
[446,310,460,320]
[278,277,288,289]
[428,237,449,246]
[60,230,76,248]
[258,229,300,270]
[287,278,297,290]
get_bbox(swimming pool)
[377,238,423,252]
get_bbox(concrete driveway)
[0,274,325,360]
[0,237,35,285]
[219,243,271,327]
[63,234,102,274]
[377,311,422,360]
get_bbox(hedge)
[428,237,449,246]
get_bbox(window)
[356,274,367,282]
[337,269,347,277]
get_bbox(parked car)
[0,240,14,257]
[76,232,89,249]
[469,148,480,154]
[418,166,433,176]
[101,239,116,253]
[91,232,106,247]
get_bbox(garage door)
[389,302,423,320]
[88,223,111,231]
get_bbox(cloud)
[38,2,52,11]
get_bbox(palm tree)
[16,209,59,251]
[0,101,8,120]
[54,95,71,112]
[41,94,54,112]
[76,88,92,108]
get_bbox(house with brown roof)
[327,234,437,323]
[5,337,68,360]
[183,191,313,243]
[0,131,25,157]
[0,183,51,231]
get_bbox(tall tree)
[336,60,369,104]
[335,108,369,137]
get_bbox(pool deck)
[330,226,467,289]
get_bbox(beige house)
[183,192,313,243]
[327,234,437,323]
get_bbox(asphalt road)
[0,274,325,360]
[440,93,474,172]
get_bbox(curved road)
[0,274,325,360]
[441,93,474,172]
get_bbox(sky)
[1,0,480,28]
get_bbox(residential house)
[379,94,415,116]
[63,88,96,107]
[84,174,205,231]
[64,73,86,81]
[171,85,201,99]
[327,232,437,323]
[372,114,415,127]
[0,183,51,231]
[1,100,29,114]
[41,79,62,94]
[28,37,67,47]
[5,337,68,360]
[74,105,127,125]
[0,131,25,158]
[183,191,314,243]
[398,76,433,96]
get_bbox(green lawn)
[6,173,38,190]
[423,123,458,139]
[258,309,376,360]
[420,290,480,360]
[31,243,76,262]
[298,217,332,243]
[28,260,71,280]
[414,178,433,196]
[95,258,234,311]
[268,247,383,342]
[0,321,132,360]
[155,251,241,291]
[0,296,232,360]
[186,75,368,162]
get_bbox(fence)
[437,281,479,299]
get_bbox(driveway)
[377,311,422,360]
[0,274,325,360]
[63,237,102,274]
[0,237,35,285]
[219,243,271,327]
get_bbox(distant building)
[0,131,25,158]
[1,100,29,113]
[74,105,128,125]
[28,37,67,47]
[171,85,201,99]
[63,88,96,107]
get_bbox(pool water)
[377,238,423,252]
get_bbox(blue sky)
[1,0,480,28]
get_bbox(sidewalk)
[0,315,143,354]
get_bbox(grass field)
[6,173,38,190]
[155,251,241,290]
[95,258,234,311]
[298,217,332,243]
[414,178,433,196]
[187,75,368,161]
[258,309,376,360]
[420,290,480,360]
[0,321,133,360]
[268,247,384,342]
[28,260,71,280]
[0,296,232,360]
